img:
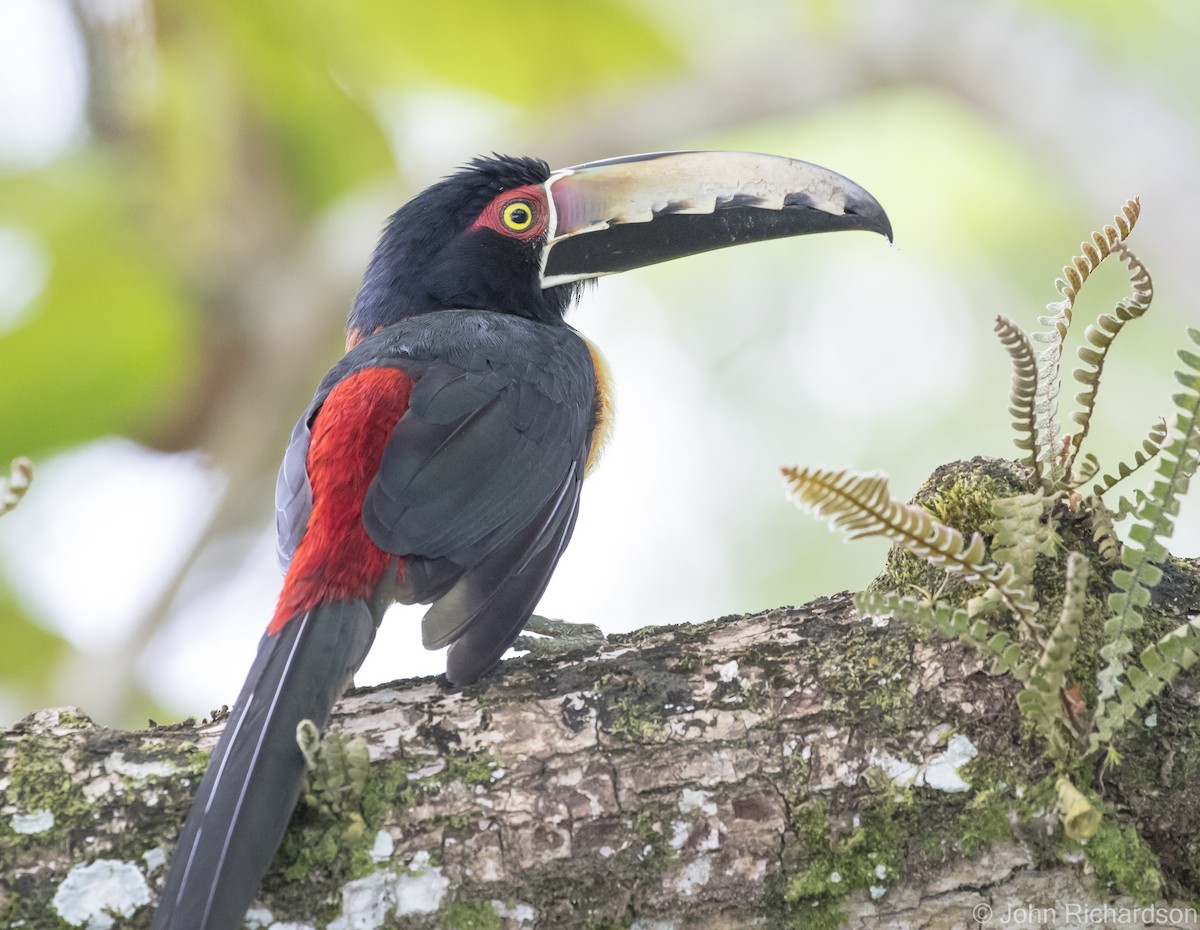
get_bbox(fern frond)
[1094,328,1200,723]
[1088,496,1122,564]
[988,491,1056,596]
[994,315,1041,482]
[1092,419,1168,498]
[1092,615,1200,749]
[1112,488,1152,522]
[784,465,1040,632]
[1033,199,1141,490]
[1075,453,1101,485]
[856,591,1029,680]
[1018,552,1089,754]
[1066,244,1154,476]
[0,457,32,518]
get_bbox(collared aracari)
[151,150,891,929]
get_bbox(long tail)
[152,600,377,930]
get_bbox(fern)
[1017,552,1089,755]
[1075,452,1101,486]
[1032,199,1141,490]
[1087,496,1122,564]
[1094,328,1200,724]
[856,591,1028,679]
[0,457,32,518]
[788,211,1200,770]
[784,466,1041,634]
[1092,616,1200,749]
[988,490,1056,597]
[1092,418,1168,498]
[1065,244,1153,477]
[994,315,1041,482]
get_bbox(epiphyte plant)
[785,199,1200,781]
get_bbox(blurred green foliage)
[1,0,1198,726]
[0,0,679,721]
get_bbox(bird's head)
[349,151,892,344]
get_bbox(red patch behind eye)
[470,183,550,240]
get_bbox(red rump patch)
[269,367,413,634]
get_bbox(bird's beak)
[539,150,892,289]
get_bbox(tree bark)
[4,582,1200,928]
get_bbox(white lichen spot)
[870,733,978,793]
[397,851,449,915]
[369,830,394,862]
[669,820,690,852]
[829,870,842,884]
[11,808,53,834]
[242,907,272,929]
[1145,713,1158,728]
[922,734,978,793]
[715,659,739,682]
[269,922,317,930]
[492,900,537,924]
[105,751,176,780]
[870,751,921,787]
[327,855,449,930]
[678,788,717,817]
[82,775,120,803]
[671,855,712,895]
[783,738,798,757]
[869,884,888,900]
[327,872,396,930]
[874,863,888,880]
[599,845,615,858]
[141,847,166,873]
[52,859,151,929]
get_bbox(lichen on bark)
[3,458,1200,928]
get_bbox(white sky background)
[1,1,1197,722]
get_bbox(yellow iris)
[501,200,535,232]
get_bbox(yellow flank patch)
[583,334,615,475]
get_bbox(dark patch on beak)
[540,150,891,288]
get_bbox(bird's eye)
[501,200,536,232]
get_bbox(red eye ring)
[471,184,549,240]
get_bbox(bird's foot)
[296,720,370,825]
[513,614,607,660]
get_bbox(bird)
[151,150,891,929]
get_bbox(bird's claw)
[513,614,607,660]
[295,720,370,819]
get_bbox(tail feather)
[152,600,377,930]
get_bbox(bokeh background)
[1,0,1197,729]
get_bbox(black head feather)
[350,155,579,334]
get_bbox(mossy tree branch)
[4,529,1200,928]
